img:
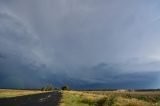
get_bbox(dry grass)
[84,91,160,97]
[1,89,159,106]
[64,91,104,99]
[115,97,152,106]
[60,91,101,106]
[60,91,158,106]
[0,89,49,98]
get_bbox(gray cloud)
[0,0,160,88]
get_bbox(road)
[0,91,62,106]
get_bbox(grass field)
[60,91,160,106]
[0,89,48,98]
[1,89,160,106]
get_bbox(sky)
[0,0,160,89]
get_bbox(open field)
[60,91,160,106]
[0,89,50,98]
[1,89,160,106]
[84,90,160,97]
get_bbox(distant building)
[116,89,127,92]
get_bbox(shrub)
[136,96,160,103]
[41,84,54,91]
[41,87,45,91]
[61,85,69,90]
[97,95,117,106]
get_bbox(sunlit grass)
[0,89,49,98]
[60,91,159,106]
[60,91,99,106]
[1,89,160,106]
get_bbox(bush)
[61,85,69,90]
[136,96,160,103]
[41,87,45,91]
[41,84,54,91]
[97,95,117,106]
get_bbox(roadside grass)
[135,96,160,103]
[84,91,160,97]
[0,89,49,98]
[60,91,101,106]
[60,91,158,106]
[115,97,152,106]
[1,89,160,106]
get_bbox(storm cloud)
[0,0,160,89]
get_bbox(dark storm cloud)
[73,63,160,89]
[0,53,5,59]
[0,0,160,88]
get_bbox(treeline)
[135,89,160,92]
[40,84,69,91]
[76,88,117,91]
[76,88,160,92]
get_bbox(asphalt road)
[0,91,62,106]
